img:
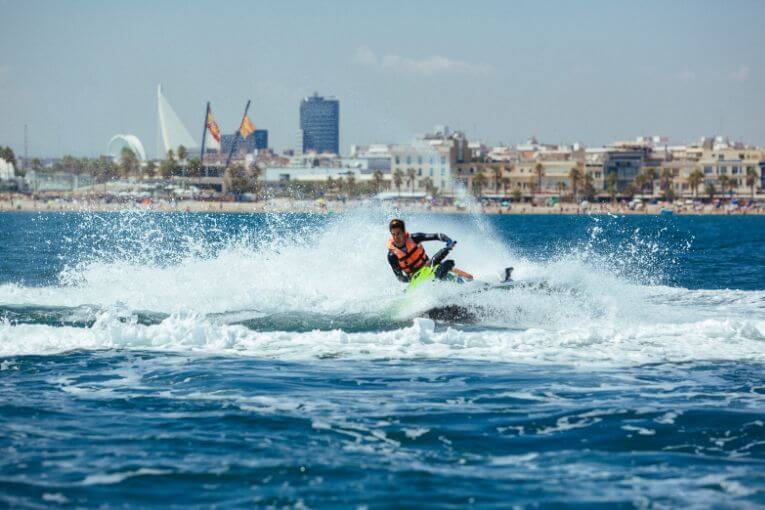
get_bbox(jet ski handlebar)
[431,240,456,267]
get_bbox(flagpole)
[225,100,252,171]
[200,102,210,177]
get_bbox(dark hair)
[389,218,405,231]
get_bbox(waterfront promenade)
[1,196,762,215]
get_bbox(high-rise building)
[300,93,339,155]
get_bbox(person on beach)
[387,218,474,283]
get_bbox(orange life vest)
[388,233,429,274]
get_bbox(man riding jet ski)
[386,218,475,284]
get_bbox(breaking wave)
[0,208,763,365]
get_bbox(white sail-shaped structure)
[157,84,197,157]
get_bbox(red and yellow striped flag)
[206,109,221,142]
[239,116,256,138]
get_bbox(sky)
[0,0,763,158]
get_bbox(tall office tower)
[300,93,339,155]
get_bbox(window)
[395,156,400,165]
[441,168,445,176]
[418,156,423,165]
[417,168,422,176]
[406,156,411,165]
[441,156,446,164]
[429,169,433,177]
[704,166,713,174]
[429,157,434,165]
[732,166,740,174]
[718,167,727,174]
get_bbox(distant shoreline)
[1,198,763,216]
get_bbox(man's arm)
[410,232,453,245]
[388,250,410,283]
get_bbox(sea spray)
[0,212,763,365]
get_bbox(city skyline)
[0,0,763,158]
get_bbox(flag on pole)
[205,108,221,149]
[239,116,256,139]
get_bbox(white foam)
[2,309,763,366]
[0,209,763,367]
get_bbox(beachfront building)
[348,144,393,173]
[390,140,454,195]
[300,93,339,155]
[25,171,95,193]
[603,143,652,192]
[0,158,15,180]
[690,147,763,198]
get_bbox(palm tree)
[582,172,595,201]
[186,157,203,178]
[372,170,384,193]
[556,181,567,201]
[393,169,404,196]
[688,169,704,198]
[143,160,157,179]
[421,177,436,197]
[345,173,356,197]
[176,146,188,177]
[501,177,511,197]
[492,165,503,194]
[633,173,646,196]
[624,182,637,199]
[326,175,335,195]
[159,150,175,179]
[405,168,417,193]
[61,155,78,175]
[119,147,139,179]
[659,167,675,201]
[718,175,731,200]
[641,167,658,196]
[745,167,758,199]
[511,189,522,203]
[238,164,261,199]
[606,171,619,205]
[472,169,487,197]
[705,182,716,201]
[534,163,545,193]
[224,163,252,195]
[569,163,583,202]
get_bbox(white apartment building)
[390,139,455,193]
[690,147,763,195]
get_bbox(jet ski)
[402,244,515,322]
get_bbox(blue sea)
[1,210,764,508]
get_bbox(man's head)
[389,218,406,246]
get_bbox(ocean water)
[1,210,764,508]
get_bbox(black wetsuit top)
[387,233,453,283]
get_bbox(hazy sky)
[1,0,763,158]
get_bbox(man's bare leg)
[451,268,473,280]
